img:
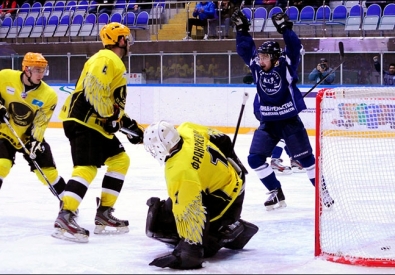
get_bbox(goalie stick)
[303,41,345,99]
[232,92,249,151]
[3,117,61,201]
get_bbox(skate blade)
[265,201,287,211]
[273,169,293,175]
[51,228,89,243]
[94,225,129,235]
[292,167,305,173]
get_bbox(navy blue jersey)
[236,29,306,122]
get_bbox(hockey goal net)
[315,87,395,267]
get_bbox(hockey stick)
[3,117,61,201]
[232,92,249,151]
[303,41,345,99]
[119,127,140,137]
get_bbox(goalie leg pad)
[146,197,180,246]
[204,220,245,258]
[224,219,259,250]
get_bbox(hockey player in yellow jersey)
[143,121,258,269]
[52,22,144,243]
[0,52,67,202]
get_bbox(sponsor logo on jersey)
[6,86,15,95]
[32,99,44,107]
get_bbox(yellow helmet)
[22,52,48,71]
[100,22,131,47]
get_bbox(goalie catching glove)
[120,115,144,144]
[231,8,250,33]
[25,137,44,159]
[272,12,293,34]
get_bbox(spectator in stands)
[308,57,335,85]
[142,61,155,81]
[196,59,207,77]
[263,0,276,11]
[131,0,152,14]
[0,0,17,20]
[275,0,287,10]
[89,0,114,15]
[183,1,215,41]
[373,56,395,86]
[209,0,235,39]
[291,0,323,11]
[177,57,190,78]
[163,59,177,79]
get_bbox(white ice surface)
[1,129,395,274]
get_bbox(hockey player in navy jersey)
[232,10,334,210]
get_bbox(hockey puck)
[381,246,391,251]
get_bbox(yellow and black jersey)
[59,49,128,139]
[165,122,244,245]
[0,69,57,149]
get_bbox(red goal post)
[315,87,395,267]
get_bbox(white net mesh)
[316,87,395,266]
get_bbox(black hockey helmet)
[257,41,281,61]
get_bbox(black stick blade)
[338,41,344,58]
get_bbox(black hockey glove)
[272,12,293,34]
[149,240,204,270]
[0,104,10,123]
[231,8,250,33]
[103,104,121,134]
[25,137,44,159]
[120,115,144,144]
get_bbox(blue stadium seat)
[68,13,84,36]
[345,4,364,31]
[53,14,71,37]
[378,3,395,31]
[122,11,136,28]
[28,2,42,20]
[252,6,267,32]
[91,12,109,37]
[16,2,31,21]
[286,5,299,23]
[6,16,24,38]
[362,4,381,31]
[18,15,35,38]
[29,15,47,38]
[43,14,59,38]
[78,13,96,36]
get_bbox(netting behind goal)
[315,87,395,267]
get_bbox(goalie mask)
[143,121,181,165]
[257,41,282,61]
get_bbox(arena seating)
[1,1,394,42]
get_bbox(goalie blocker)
[145,197,259,256]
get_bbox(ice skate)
[290,158,305,173]
[271,158,292,175]
[52,210,89,243]
[264,187,286,211]
[94,197,129,235]
[59,200,79,217]
[321,188,334,209]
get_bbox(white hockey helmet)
[143,120,181,165]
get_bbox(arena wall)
[49,84,345,135]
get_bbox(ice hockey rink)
[1,128,395,274]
